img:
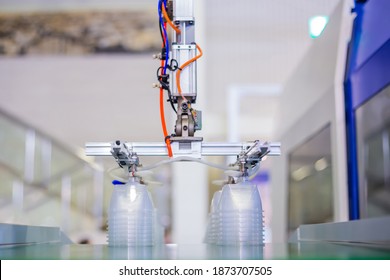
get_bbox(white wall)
[0,55,164,152]
[0,0,156,12]
[271,0,354,243]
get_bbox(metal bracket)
[86,141,280,159]
[110,141,139,170]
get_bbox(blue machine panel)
[345,0,390,219]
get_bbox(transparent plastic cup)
[107,178,161,247]
[212,215,263,221]
[217,182,262,212]
[109,181,154,212]
[205,181,264,246]
[210,190,222,213]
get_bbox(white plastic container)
[205,181,264,246]
[107,178,161,247]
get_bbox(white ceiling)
[0,0,342,151]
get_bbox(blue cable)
[158,0,164,39]
[162,0,170,75]
[157,0,169,75]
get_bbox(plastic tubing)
[157,1,173,157]
[158,0,164,36]
[176,44,203,102]
[159,57,173,157]
[162,0,169,74]
[162,4,181,34]
[138,156,239,172]
[158,0,169,74]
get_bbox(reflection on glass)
[288,125,333,233]
[356,85,390,217]
[0,111,106,242]
[0,117,26,175]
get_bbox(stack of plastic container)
[205,181,264,245]
[107,178,162,247]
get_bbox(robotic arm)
[156,0,203,147]
[86,0,280,179]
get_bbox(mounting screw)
[183,125,188,131]
[115,140,121,145]
[182,103,188,110]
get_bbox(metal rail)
[85,141,281,157]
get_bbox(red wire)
[157,7,173,157]
[160,87,173,157]
[159,31,173,157]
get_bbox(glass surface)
[356,85,390,217]
[0,111,106,241]
[0,242,389,260]
[0,168,15,208]
[0,117,26,176]
[288,125,334,233]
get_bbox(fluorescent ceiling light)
[314,157,328,171]
[292,166,311,181]
[309,16,329,38]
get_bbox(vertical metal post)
[61,175,72,233]
[93,162,104,229]
[24,129,35,183]
[12,179,24,220]
[41,138,52,187]
[171,0,208,244]
[172,161,208,244]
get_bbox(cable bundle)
[156,0,203,157]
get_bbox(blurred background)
[0,0,389,246]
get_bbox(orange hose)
[157,14,172,157]
[176,44,203,102]
[162,5,181,34]
[160,87,173,157]
[158,42,173,157]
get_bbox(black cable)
[156,66,177,113]
[158,60,179,74]
[169,59,179,71]
[159,24,165,47]
[156,2,176,115]
[167,88,177,114]
[156,66,164,79]
[158,0,165,48]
